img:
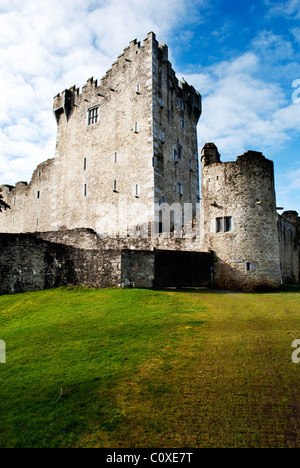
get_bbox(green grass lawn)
[0,286,300,448]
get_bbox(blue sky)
[0,0,299,213]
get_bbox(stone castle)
[0,32,299,293]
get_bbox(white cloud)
[0,0,207,185]
[184,51,298,158]
[276,164,300,211]
[253,30,295,61]
[267,0,300,19]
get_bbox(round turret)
[200,146,281,291]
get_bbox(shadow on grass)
[152,284,300,295]
[279,284,300,293]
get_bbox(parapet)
[201,143,221,166]
[281,211,299,226]
[53,32,157,118]
[53,32,201,124]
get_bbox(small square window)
[216,216,232,233]
[88,106,99,125]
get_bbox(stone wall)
[0,158,55,233]
[34,227,201,252]
[121,250,155,288]
[0,233,121,295]
[152,39,201,228]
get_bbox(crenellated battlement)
[53,31,201,125]
[53,32,157,117]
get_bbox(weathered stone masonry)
[0,233,121,294]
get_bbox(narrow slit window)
[178,145,182,160]
[173,148,177,162]
[114,152,118,163]
[158,211,163,234]
[84,184,87,197]
[216,217,224,233]
[36,191,40,199]
[83,158,87,171]
[134,122,138,133]
[224,216,232,232]
[113,180,118,192]
[177,183,183,196]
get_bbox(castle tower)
[200,144,282,291]
[0,33,201,237]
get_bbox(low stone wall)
[34,228,201,252]
[0,233,121,295]
[121,250,155,288]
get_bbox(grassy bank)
[0,286,299,448]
